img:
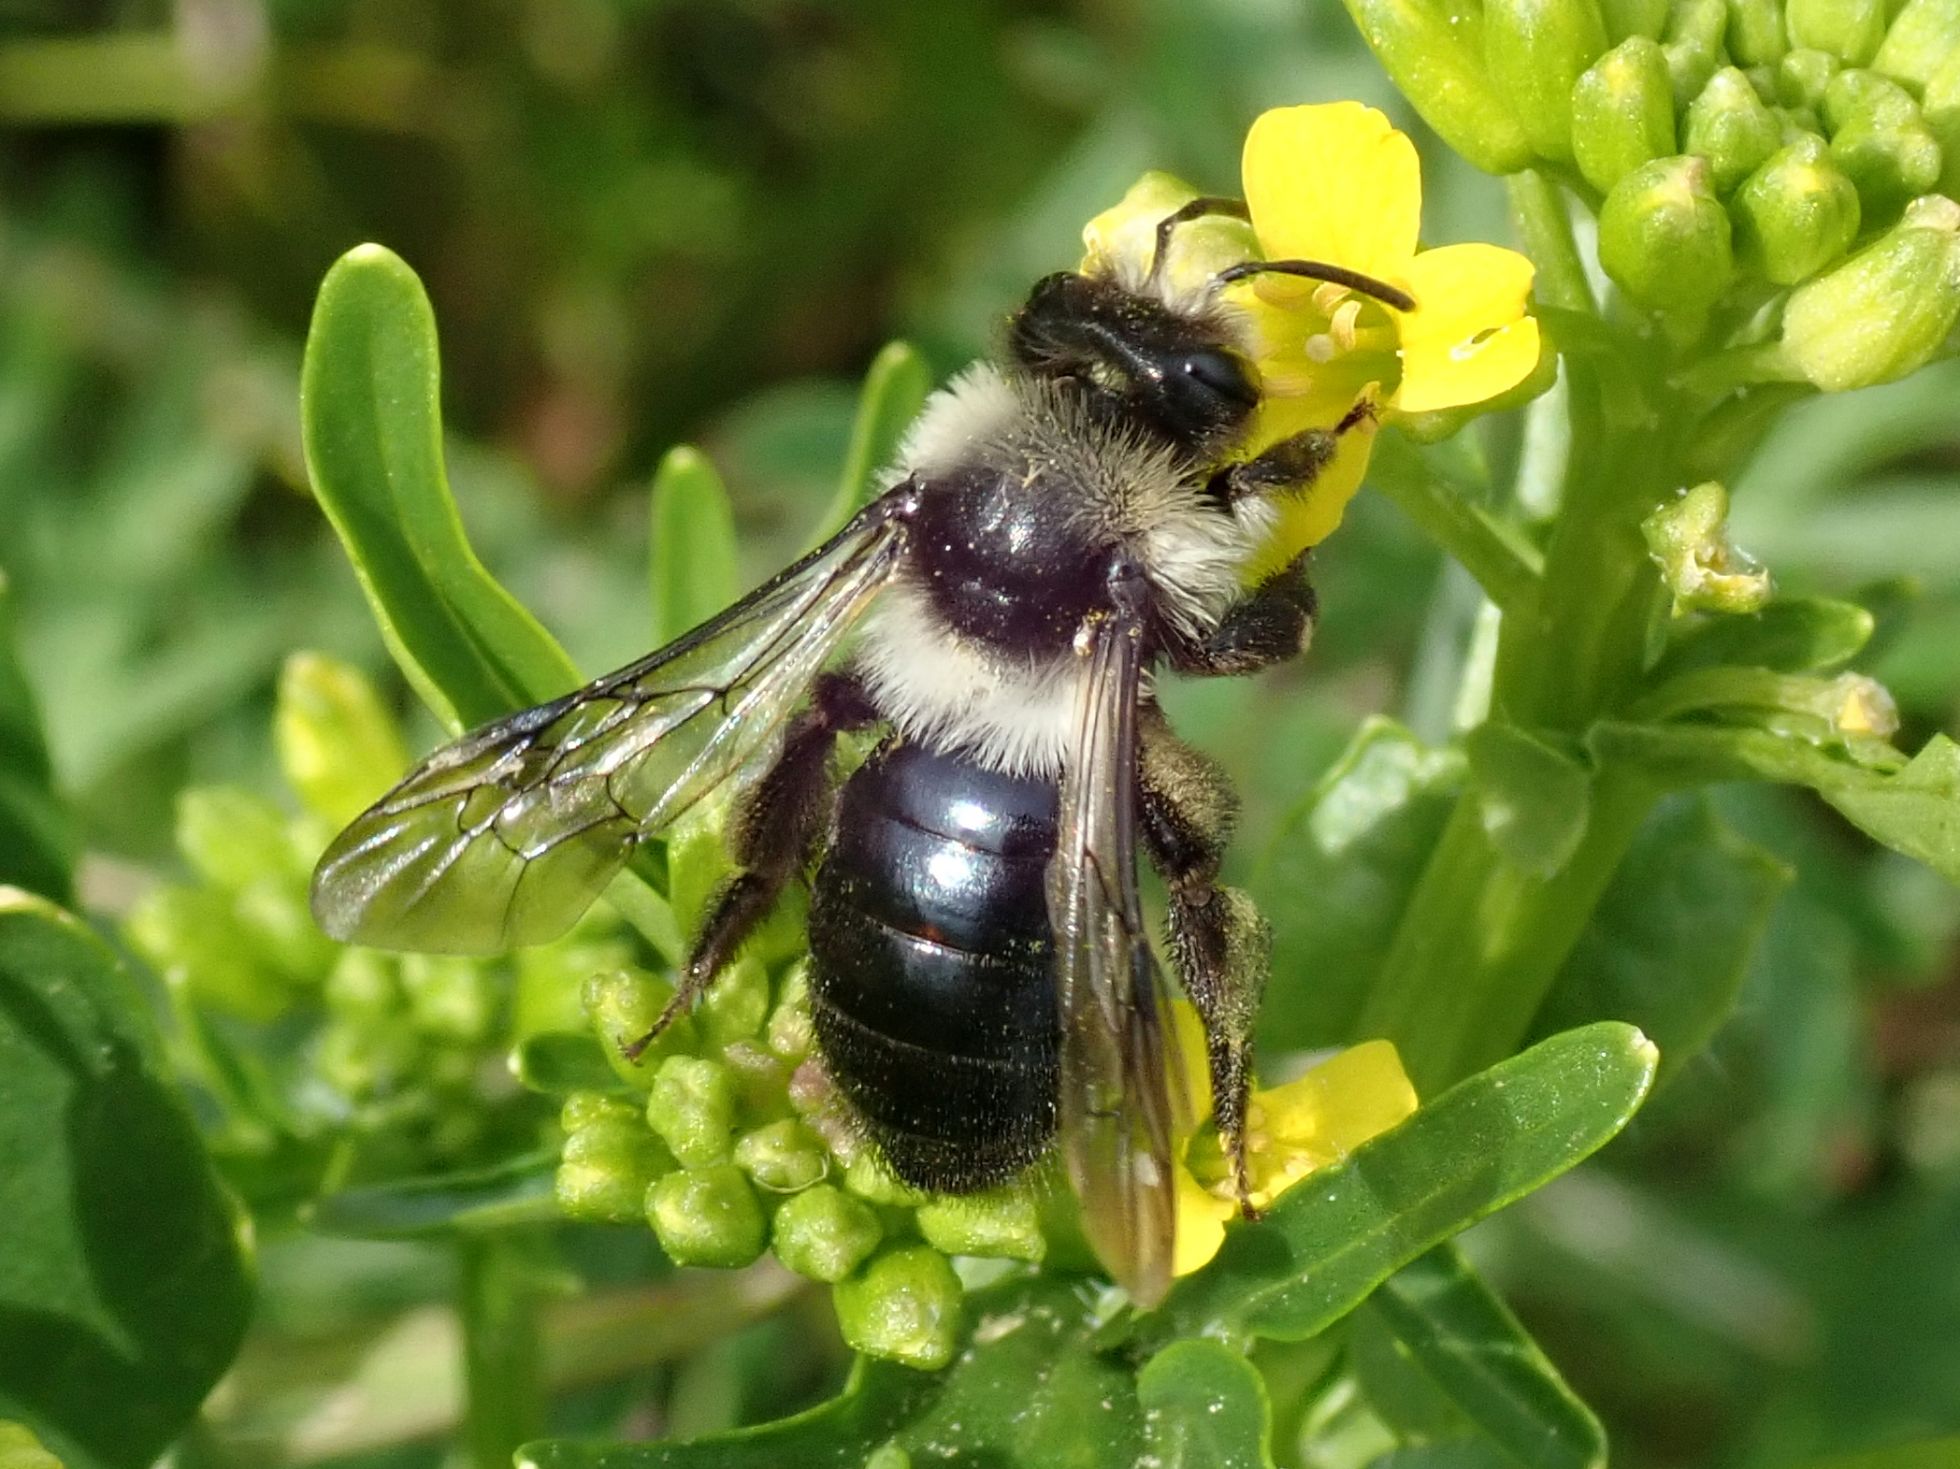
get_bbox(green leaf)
[1536,796,1791,1078]
[808,341,931,547]
[1253,719,1467,1050]
[1139,1339,1277,1469]
[0,578,73,905]
[1366,1245,1606,1469]
[1649,596,1875,678]
[649,447,740,647]
[521,1275,1146,1469]
[300,243,581,731]
[306,1150,560,1239]
[1592,723,1960,881]
[1464,724,1592,878]
[1144,1023,1657,1346]
[0,889,253,1469]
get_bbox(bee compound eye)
[1178,349,1256,408]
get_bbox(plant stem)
[457,1233,546,1469]
[1506,172,1595,316]
[1369,441,1542,615]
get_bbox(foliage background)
[1,1,1957,1467]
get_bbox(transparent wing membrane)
[1046,589,1188,1308]
[311,498,911,955]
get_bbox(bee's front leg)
[1210,394,1377,506]
[623,670,878,1061]
[1137,706,1271,1219]
[1169,552,1316,677]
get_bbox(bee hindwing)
[311,493,912,955]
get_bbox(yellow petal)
[1172,1166,1235,1276]
[1257,1040,1418,1156]
[1242,104,1422,282]
[1394,243,1542,414]
[1242,407,1381,581]
[1169,1000,1214,1126]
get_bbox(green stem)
[1506,172,1595,316]
[1369,443,1542,615]
[458,1233,546,1469]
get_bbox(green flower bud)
[734,1118,829,1191]
[772,1184,884,1282]
[0,1421,64,1469]
[1783,194,1960,389]
[833,1245,963,1370]
[765,961,815,1062]
[1600,0,1668,40]
[1598,155,1736,324]
[1642,482,1772,615]
[698,954,769,1048]
[1824,70,1945,211]
[399,953,496,1044]
[1573,37,1679,191]
[1787,0,1888,66]
[1929,54,1960,199]
[315,1016,425,1100]
[557,1095,673,1223]
[1685,68,1784,190]
[647,1164,767,1268]
[176,786,305,893]
[324,947,402,1021]
[916,1187,1046,1262]
[844,1150,929,1206]
[721,1039,790,1120]
[274,652,408,827]
[583,966,694,1084]
[514,935,629,1037]
[1725,0,1788,66]
[1778,48,1843,108]
[647,1054,737,1165]
[1342,0,1537,174]
[128,886,288,1023]
[1662,0,1727,106]
[1733,136,1863,282]
[1482,0,1610,162]
[233,874,338,985]
[1874,0,1960,90]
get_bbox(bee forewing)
[310,497,912,955]
[1047,597,1188,1309]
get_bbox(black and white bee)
[311,196,1413,1306]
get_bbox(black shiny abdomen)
[809,739,1060,1192]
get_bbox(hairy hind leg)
[621,671,878,1060]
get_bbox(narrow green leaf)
[301,243,581,730]
[649,447,740,647]
[0,578,73,904]
[1367,1244,1606,1469]
[1370,1441,1521,1469]
[1537,795,1791,1077]
[808,342,931,547]
[1464,724,1593,877]
[1139,1339,1277,1469]
[1147,1023,1657,1346]
[0,889,254,1469]
[1592,722,1960,881]
[1253,719,1467,1050]
[1650,596,1875,678]
[306,1150,559,1239]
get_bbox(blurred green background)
[3,2,1958,1467]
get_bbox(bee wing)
[1047,588,1190,1309]
[311,492,913,955]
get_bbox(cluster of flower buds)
[1345,0,1960,384]
[127,654,570,1178]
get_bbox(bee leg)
[1137,708,1271,1218]
[1209,394,1377,506]
[622,671,878,1061]
[1168,551,1316,677]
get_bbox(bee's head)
[1006,271,1260,459]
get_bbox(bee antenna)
[1147,196,1250,286]
[1214,259,1416,312]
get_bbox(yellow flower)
[1079,103,1542,575]
[1166,1003,1419,1277]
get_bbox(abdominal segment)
[807,739,1060,1192]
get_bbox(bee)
[311,195,1412,1306]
